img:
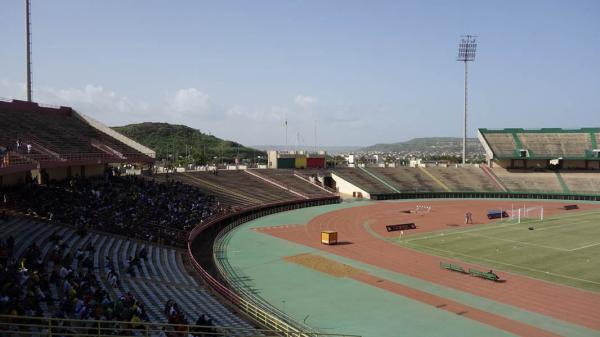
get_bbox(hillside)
[112,122,264,164]
[361,137,484,156]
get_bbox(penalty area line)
[568,241,600,252]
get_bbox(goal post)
[512,206,544,223]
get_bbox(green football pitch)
[394,209,600,292]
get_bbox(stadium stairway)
[554,171,571,194]
[359,167,401,193]
[367,167,443,192]
[417,167,451,192]
[244,169,309,199]
[481,165,508,192]
[0,216,256,332]
[150,172,260,210]
[248,169,336,199]
[423,167,503,192]
[292,172,338,195]
[333,167,397,194]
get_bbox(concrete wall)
[492,159,511,168]
[331,172,371,199]
[0,172,28,186]
[588,161,600,170]
[268,150,278,168]
[509,159,547,169]
[562,160,587,169]
[73,110,156,158]
[86,164,105,177]
[45,167,69,181]
[477,130,495,162]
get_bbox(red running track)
[258,200,600,335]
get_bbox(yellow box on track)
[321,230,338,245]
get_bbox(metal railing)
[0,150,155,172]
[0,314,355,337]
[0,151,37,169]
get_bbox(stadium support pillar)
[25,0,32,102]
[463,60,467,164]
[457,35,476,164]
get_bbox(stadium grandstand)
[331,130,600,200]
[2,98,600,337]
[2,1,598,335]
[478,128,600,170]
[0,99,346,336]
[0,99,155,184]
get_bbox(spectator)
[1,175,218,246]
[194,313,216,337]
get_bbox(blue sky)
[1,1,599,146]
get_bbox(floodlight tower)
[457,35,477,164]
[25,0,32,102]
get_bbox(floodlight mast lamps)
[457,35,477,164]
[26,0,32,102]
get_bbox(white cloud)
[0,79,377,145]
[294,95,318,108]
[0,80,26,99]
[226,105,287,123]
[167,88,211,115]
[55,84,142,116]
[1,80,148,125]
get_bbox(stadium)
[2,2,600,337]
[2,98,600,337]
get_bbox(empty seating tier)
[518,133,591,158]
[424,167,501,192]
[250,169,334,198]
[559,172,600,195]
[491,168,563,193]
[480,128,599,160]
[368,167,444,192]
[0,101,152,165]
[482,133,517,158]
[161,170,302,209]
[333,167,396,194]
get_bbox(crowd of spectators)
[1,171,221,246]
[0,171,235,334]
[0,225,149,335]
[164,299,216,337]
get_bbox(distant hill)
[360,137,484,155]
[112,122,264,164]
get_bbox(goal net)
[415,205,431,214]
[511,206,544,223]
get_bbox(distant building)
[409,158,452,168]
[267,150,326,169]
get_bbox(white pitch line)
[406,242,600,286]
[568,241,600,252]
[463,233,570,252]
[403,221,524,242]
[405,209,600,243]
